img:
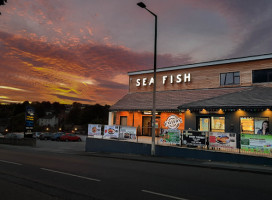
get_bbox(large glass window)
[211,117,225,132]
[198,116,225,132]
[240,117,269,134]
[220,72,240,86]
[252,68,272,83]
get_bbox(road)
[0,140,272,200]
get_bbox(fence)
[87,124,272,158]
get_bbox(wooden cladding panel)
[129,59,272,93]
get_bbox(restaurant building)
[109,54,272,136]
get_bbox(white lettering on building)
[164,115,183,129]
[135,74,191,87]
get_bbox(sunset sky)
[1,0,272,105]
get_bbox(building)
[109,54,272,136]
[38,114,59,128]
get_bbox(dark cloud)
[54,94,95,103]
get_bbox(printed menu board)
[182,131,206,146]
[104,125,119,138]
[209,132,236,149]
[88,124,102,136]
[119,126,137,140]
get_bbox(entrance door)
[142,116,152,136]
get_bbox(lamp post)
[137,2,157,156]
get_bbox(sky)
[1,0,272,105]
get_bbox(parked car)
[51,132,65,141]
[33,132,42,139]
[60,133,81,142]
[39,132,53,140]
[4,132,24,139]
[0,133,4,138]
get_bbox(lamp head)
[137,2,146,8]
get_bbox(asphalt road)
[0,141,272,200]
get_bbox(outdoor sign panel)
[182,131,206,146]
[88,124,102,136]
[104,125,119,138]
[241,134,272,154]
[209,132,236,149]
[119,126,137,140]
[25,106,35,130]
[160,129,180,145]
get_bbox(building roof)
[178,86,272,110]
[110,87,247,111]
[128,53,272,75]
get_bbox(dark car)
[60,134,81,142]
[39,133,53,140]
[51,132,65,141]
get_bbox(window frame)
[220,71,240,86]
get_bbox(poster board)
[209,132,236,149]
[160,129,180,145]
[241,134,272,154]
[88,124,102,136]
[104,125,119,139]
[182,130,206,147]
[119,126,137,140]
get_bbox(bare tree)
[0,0,7,15]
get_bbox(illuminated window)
[211,117,225,132]
[220,72,240,86]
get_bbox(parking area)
[35,135,87,154]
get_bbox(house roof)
[178,86,272,110]
[128,53,272,75]
[110,87,247,111]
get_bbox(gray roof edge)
[128,54,272,76]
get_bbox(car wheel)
[65,138,68,142]
[78,138,81,142]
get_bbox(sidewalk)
[84,151,272,175]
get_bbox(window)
[240,117,269,134]
[211,117,225,132]
[252,68,272,83]
[220,72,240,86]
[120,116,127,126]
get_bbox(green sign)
[241,134,272,154]
[160,129,180,144]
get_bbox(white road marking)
[40,168,101,182]
[142,190,189,200]
[0,159,22,166]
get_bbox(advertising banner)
[88,124,102,136]
[241,134,272,154]
[104,125,119,139]
[209,132,236,149]
[160,129,180,145]
[182,131,206,146]
[119,126,137,140]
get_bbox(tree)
[0,0,7,15]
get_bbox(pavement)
[83,151,272,175]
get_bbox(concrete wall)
[85,138,272,166]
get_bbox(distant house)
[38,115,58,127]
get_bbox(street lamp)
[137,2,157,156]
